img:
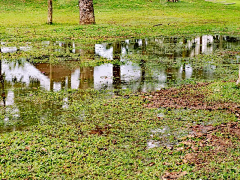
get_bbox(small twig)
[153,24,162,27]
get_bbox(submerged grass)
[0,88,239,179]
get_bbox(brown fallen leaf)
[191,146,199,151]
[89,129,104,135]
[162,162,171,166]
[162,171,187,180]
[185,153,195,160]
[184,153,199,164]
[149,162,155,166]
[25,146,30,151]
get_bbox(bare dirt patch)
[161,122,240,179]
[143,82,240,117]
[181,122,240,167]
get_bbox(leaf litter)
[143,82,240,118]
[141,82,240,179]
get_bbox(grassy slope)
[0,0,240,41]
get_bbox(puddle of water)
[1,35,240,133]
[146,107,237,149]
[147,125,188,149]
[1,35,239,93]
[147,140,161,149]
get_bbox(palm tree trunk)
[48,0,53,24]
[79,0,95,25]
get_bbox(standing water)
[0,35,240,132]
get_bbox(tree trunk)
[79,0,95,25]
[48,0,53,24]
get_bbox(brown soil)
[143,82,240,117]
[89,125,112,136]
[182,122,240,167]
[162,122,240,179]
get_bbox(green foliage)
[204,81,240,103]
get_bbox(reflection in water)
[0,60,6,106]
[80,67,94,89]
[138,39,147,91]
[0,35,240,132]
[35,63,73,91]
[94,64,113,90]
[79,43,95,89]
[113,42,121,92]
[0,35,239,93]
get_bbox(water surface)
[0,35,240,132]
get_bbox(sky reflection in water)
[0,35,240,132]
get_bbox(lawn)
[0,0,239,42]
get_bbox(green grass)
[0,0,240,42]
[207,0,240,6]
[0,89,239,179]
[204,81,240,103]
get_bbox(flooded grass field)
[1,0,240,178]
[1,34,240,132]
[1,0,240,177]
